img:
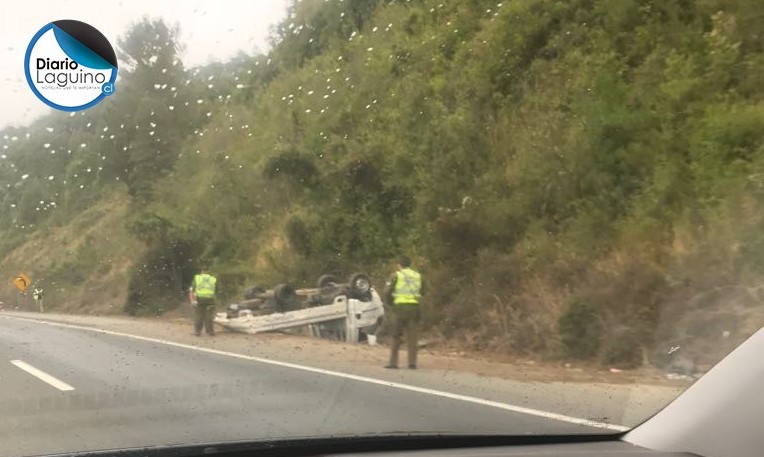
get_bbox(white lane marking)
[0,315,627,431]
[10,359,75,391]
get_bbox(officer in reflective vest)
[32,287,44,313]
[191,266,217,336]
[384,255,423,369]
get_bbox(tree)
[117,19,191,203]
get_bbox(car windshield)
[0,0,762,455]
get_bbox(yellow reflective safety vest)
[194,273,217,298]
[393,268,421,305]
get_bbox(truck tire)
[348,273,372,302]
[316,274,339,290]
[243,285,266,300]
[273,283,297,311]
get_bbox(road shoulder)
[0,311,686,427]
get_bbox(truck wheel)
[348,273,372,301]
[316,274,339,290]
[273,283,297,311]
[243,285,266,300]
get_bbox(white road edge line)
[10,359,75,391]
[1,315,627,432]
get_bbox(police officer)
[190,265,217,336]
[384,255,423,369]
[32,287,44,313]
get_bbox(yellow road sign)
[13,273,31,292]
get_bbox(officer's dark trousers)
[389,305,420,367]
[194,297,216,335]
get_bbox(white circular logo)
[25,20,117,111]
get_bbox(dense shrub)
[559,299,601,360]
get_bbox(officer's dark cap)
[399,255,411,267]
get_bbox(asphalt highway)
[0,316,615,456]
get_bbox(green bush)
[46,240,99,286]
[601,326,643,369]
[559,298,601,359]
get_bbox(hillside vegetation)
[1,0,763,368]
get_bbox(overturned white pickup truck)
[214,273,384,344]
